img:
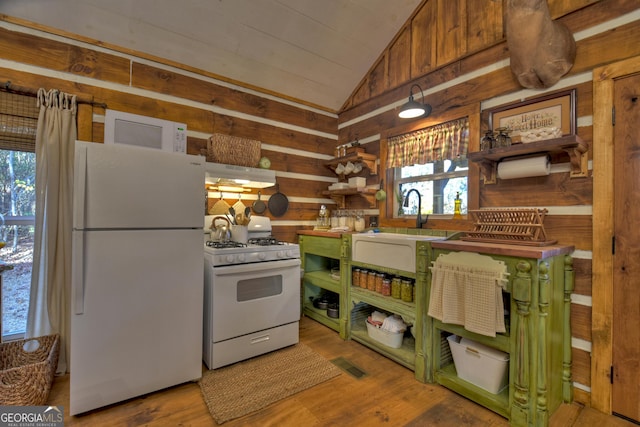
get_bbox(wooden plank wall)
[337,0,640,407]
[1,0,639,409]
[0,17,340,245]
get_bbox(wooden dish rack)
[462,208,557,246]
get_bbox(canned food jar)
[375,273,385,293]
[391,277,402,299]
[381,278,392,296]
[367,271,377,291]
[401,279,414,302]
[358,270,367,287]
[352,268,360,288]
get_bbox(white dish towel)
[428,252,509,337]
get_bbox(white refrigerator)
[70,141,205,415]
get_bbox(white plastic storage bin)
[366,322,403,349]
[447,335,509,394]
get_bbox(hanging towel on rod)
[428,252,509,337]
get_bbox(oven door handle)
[212,258,301,276]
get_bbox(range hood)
[205,162,276,189]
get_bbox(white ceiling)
[2,0,423,111]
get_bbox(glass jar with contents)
[381,278,392,296]
[338,209,347,227]
[391,277,402,299]
[330,210,339,228]
[480,130,495,150]
[346,210,355,231]
[352,268,360,288]
[494,127,512,148]
[367,271,377,291]
[375,273,385,293]
[401,279,414,302]
[354,210,365,232]
[358,269,367,287]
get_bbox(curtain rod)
[2,81,108,109]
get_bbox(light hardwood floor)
[49,316,636,426]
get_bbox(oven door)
[209,258,301,342]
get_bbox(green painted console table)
[428,240,574,426]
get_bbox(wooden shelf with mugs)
[325,153,378,176]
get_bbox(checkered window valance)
[386,117,469,169]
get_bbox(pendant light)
[398,84,432,119]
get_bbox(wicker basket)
[207,133,261,167]
[0,334,60,406]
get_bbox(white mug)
[344,161,355,175]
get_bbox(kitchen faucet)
[403,189,428,229]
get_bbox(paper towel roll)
[497,155,550,180]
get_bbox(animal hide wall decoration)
[506,0,576,89]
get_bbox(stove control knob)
[276,251,285,258]
[225,254,235,264]
[258,252,267,261]
[286,250,294,258]
[237,253,246,263]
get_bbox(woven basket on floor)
[0,334,60,406]
[207,133,261,167]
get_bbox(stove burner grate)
[247,237,284,246]
[206,240,247,249]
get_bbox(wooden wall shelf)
[325,153,378,176]
[467,135,588,184]
[322,187,378,208]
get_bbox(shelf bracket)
[362,158,378,175]
[478,160,497,185]
[328,194,346,208]
[564,146,588,178]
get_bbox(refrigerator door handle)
[72,232,85,314]
[73,143,87,229]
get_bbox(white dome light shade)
[398,84,432,119]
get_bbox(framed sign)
[488,89,576,141]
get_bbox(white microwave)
[104,109,187,153]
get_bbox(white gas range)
[202,215,301,369]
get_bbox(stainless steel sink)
[351,232,445,273]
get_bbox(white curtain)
[26,88,77,374]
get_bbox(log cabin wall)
[0,15,339,245]
[336,0,640,408]
[1,0,638,411]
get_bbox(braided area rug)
[198,343,341,424]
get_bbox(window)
[395,158,468,216]
[387,117,470,218]
[0,90,37,341]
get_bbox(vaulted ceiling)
[1,0,424,111]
